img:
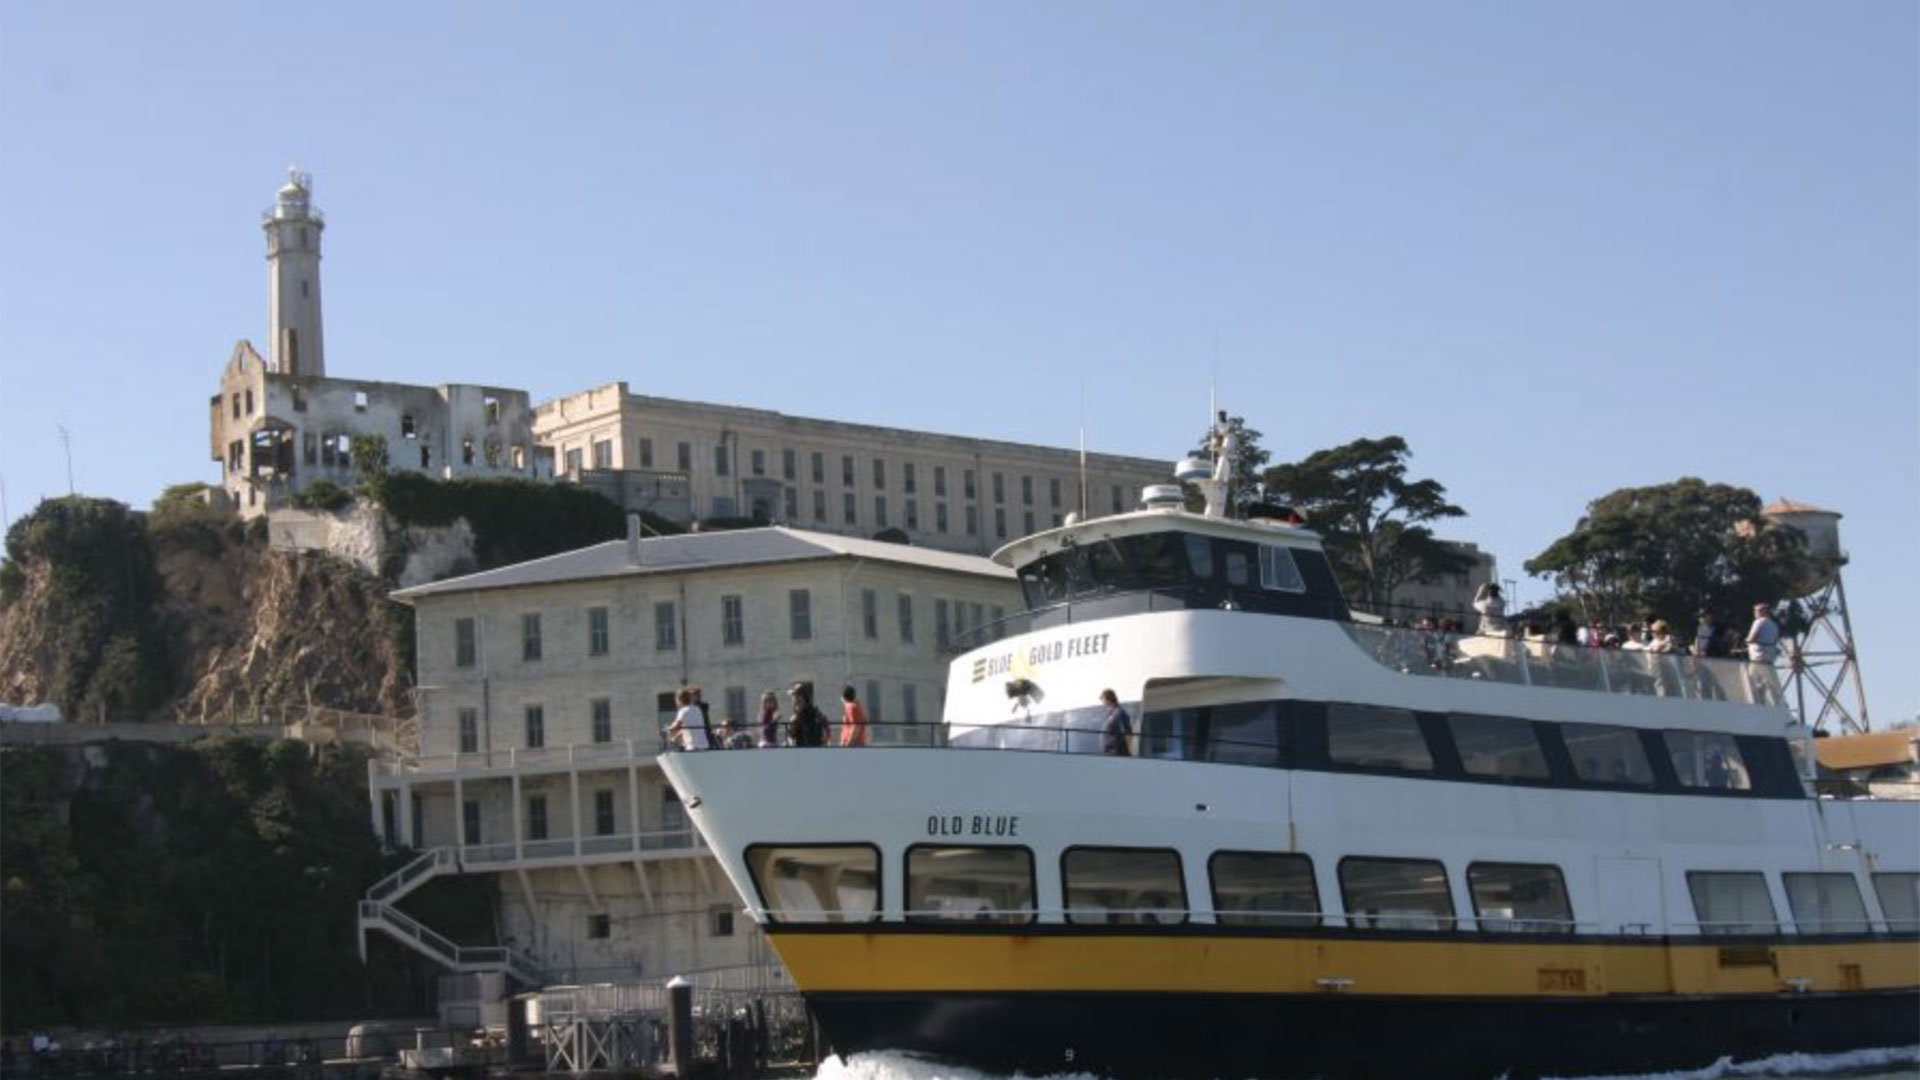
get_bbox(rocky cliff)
[0,495,411,723]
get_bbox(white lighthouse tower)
[263,168,325,376]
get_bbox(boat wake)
[810,1044,1920,1080]
[1539,1044,1920,1080]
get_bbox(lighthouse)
[263,168,325,377]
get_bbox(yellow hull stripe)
[766,931,1920,998]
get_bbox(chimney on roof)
[626,514,643,566]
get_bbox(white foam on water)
[814,1049,1113,1080]
[1540,1044,1920,1080]
[810,1044,1920,1080]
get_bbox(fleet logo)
[971,632,1112,682]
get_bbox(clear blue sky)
[2,2,1915,724]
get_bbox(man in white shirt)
[1745,603,1781,663]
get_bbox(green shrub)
[292,479,353,512]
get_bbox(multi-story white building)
[361,523,1019,986]
[533,383,1168,556]
[210,172,553,516]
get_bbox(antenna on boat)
[1078,382,1089,520]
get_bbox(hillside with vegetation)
[0,736,493,1028]
[0,477,653,725]
[0,493,411,724]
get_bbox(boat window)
[1782,873,1871,935]
[744,844,880,924]
[1871,873,1919,932]
[1685,871,1778,935]
[1184,535,1215,580]
[1662,730,1751,791]
[1019,557,1071,608]
[1128,533,1186,589]
[1258,545,1306,592]
[1448,714,1550,780]
[1086,539,1130,588]
[1466,863,1573,932]
[1223,545,1254,588]
[1327,704,1432,772]
[906,845,1035,925]
[1142,707,1204,761]
[1207,701,1281,767]
[1339,857,1455,931]
[1062,847,1186,925]
[1210,851,1320,928]
[1563,723,1656,787]
[1061,546,1100,596]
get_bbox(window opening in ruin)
[292,386,307,412]
[420,445,431,469]
[232,394,242,419]
[484,438,501,467]
[463,439,476,466]
[353,390,368,411]
[512,445,526,470]
[245,389,254,415]
[484,396,501,423]
[402,414,416,438]
[639,438,654,468]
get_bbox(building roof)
[1762,497,1838,517]
[392,526,1014,603]
[1815,729,1918,773]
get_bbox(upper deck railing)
[1341,622,1786,707]
[947,592,1786,709]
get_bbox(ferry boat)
[659,423,1920,1079]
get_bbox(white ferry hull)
[663,747,1920,1079]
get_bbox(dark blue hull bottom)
[807,990,1920,1079]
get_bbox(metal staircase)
[357,847,551,987]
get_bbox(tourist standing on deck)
[788,682,830,747]
[1693,611,1721,658]
[1647,620,1676,653]
[1472,582,1506,635]
[1100,689,1133,756]
[756,691,781,747]
[667,686,711,750]
[839,684,870,747]
[1746,603,1781,663]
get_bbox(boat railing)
[940,592,1786,708]
[1341,622,1786,707]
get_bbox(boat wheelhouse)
[660,431,1919,1080]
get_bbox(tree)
[350,434,390,490]
[1261,436,1473,610]
[1524,478,1813,634]
[1186,413,1271,514]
